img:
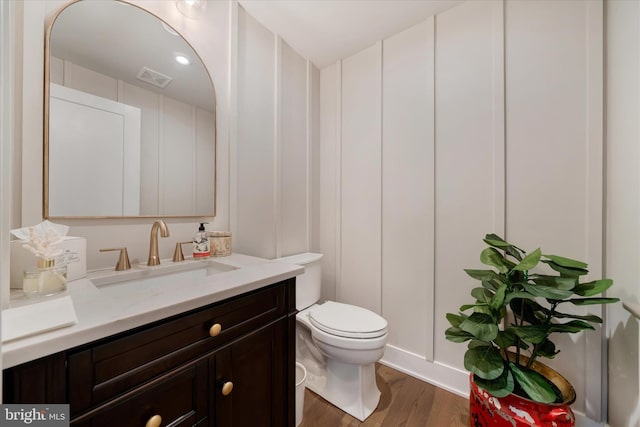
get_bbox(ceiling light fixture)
[175,0,207,19]
[175,55,190,65]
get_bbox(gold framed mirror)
[44,0,217,218]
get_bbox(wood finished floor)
[298,364,469,427]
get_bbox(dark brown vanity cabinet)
[3,279,297,427]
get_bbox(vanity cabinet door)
[71,358,208,427]
[214,319,287,427]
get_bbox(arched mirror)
[44,0,216,218]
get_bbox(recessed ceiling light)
[175,55,190,65]
[175,0,207,19]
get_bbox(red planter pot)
[469,373,575,427]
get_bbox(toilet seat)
[309,301,387,339]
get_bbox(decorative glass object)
[23,258,67,297]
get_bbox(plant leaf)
[494,329,526,350]
[460,313,499,341]
[490,283,507,312]
[483,234,512,248]
[468,339,488,349]
[445,326,473,343]
[483,234,524,261]
[480,248,513,274]
[573,279,613,297]
[553,311,603,323]
[549,320,595,333]
[446,313,466,327]
[505,291,537,303]
[473,368,515,398]
[482,278,503,293]
[509,363,558,403]
[541,260,588,278]
[464,345,504,380]
[460,303,489,311]
[510,325,550,344]
[531,275,576,290]
[513,248,541,271]
[465,269,499,281]
[535,339,559,359]
[472,287,494,303]
[569,297,620,306]
[542,254,588,269]
[521,282,574,300]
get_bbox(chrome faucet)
[148,220,170,266]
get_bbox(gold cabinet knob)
[145,414,162,427]
[221,381,234,396]
[209,323,222,337]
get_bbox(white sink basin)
[90,259,237,303]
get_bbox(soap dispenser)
[193,222,210,258]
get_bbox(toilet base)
[305,359,380,421]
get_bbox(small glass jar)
[23,258,68,297]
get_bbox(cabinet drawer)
[68,283,286,415]
[71,358,208,427]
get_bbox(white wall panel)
[161,98,194,215]
[122,82,160,216]
[505,0,600,418]
[236,6,277,258]
[433,0,503,369]
[381,19,434,359]
[340,43,382,314]
[63,61,117,101]
[606,0,640,425]
[196,108,215,215]
[310,65,321,253]
[280,41,308,257]
[319,63,338,302]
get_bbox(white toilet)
[275,253,388,422]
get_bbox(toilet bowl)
[274,253,388,422]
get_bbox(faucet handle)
[100,247,132,271]
[173,241,192,262]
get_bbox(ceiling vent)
[136,67,173,89]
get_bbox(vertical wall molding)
[335,60,342,302]
[585,0,605,420]
[306,60,312,251]
[425,15,436,363]
[273,35,282,258]
[492,0,506,239]
[228,0,239,239]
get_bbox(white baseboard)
[379,343,469,398]
[379,344,604,427]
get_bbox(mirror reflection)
[45,0,216,218]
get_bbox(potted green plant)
[445,234,619,427]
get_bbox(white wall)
[0,0,16,387]
[320,0,607,423]
[234,5,320,259]
[605,0,640,425]
[7,0,319,296]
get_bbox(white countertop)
[2,253,303,369]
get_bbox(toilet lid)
[309,301,388,339]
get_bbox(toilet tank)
[274,253,323,310]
